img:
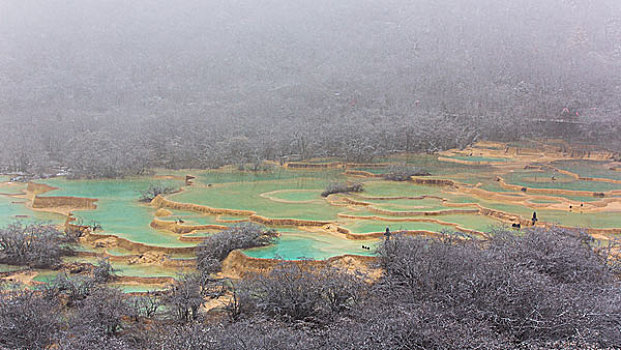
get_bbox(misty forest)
[1,1,621,349]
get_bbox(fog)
[1,4,621,348]
[1,0,620,176]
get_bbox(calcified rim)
[2,140,619,283]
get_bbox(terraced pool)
[1,141,619,291]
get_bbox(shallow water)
[0,192,64,225]
[1,160,619,251]
[242,231,377,260]
[504,170,620,193]
[39,177,194,247]
[552,160,621,182]
[1,144,620,288]
[171,176,341,221]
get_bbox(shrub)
[323,301,505,350]
[487,227,616,285]
[321,182,363,197]
[71,286,132,337]
[2,226,619,349]
[0,290,63,349]
[238,263,365,322]
[0,222,74,268]
[144,321,321,350]
[127,292,160,321]
[382,165,431,181]
[163,273,206,323]
[376,228,621,346]
[196,223,278,274]
[44,272,98,305]
[138,184,178,202]
[93,257,116,283]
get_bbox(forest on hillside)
[1,0,620,177]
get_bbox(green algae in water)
[438,214,503,232]
[110,263,191,278]
[0,264,23,273]
[552,160,621,182]
[217,215,249,222]
[38,177,184,199]
[362,197,445,207]
[165,209,233,226]
[0,194,64,225]
[194,168,345,186]
[530,210,621,229]
[32,270,61,284]
[182,230,217,238]
[61,256,191,278]
[477,182,519,193]
[475,199,621,229]
[243,231,378,260]
[341,213,501,234]
[341,220,452,234]
[370,200,448,213]
[0,183,61,224]
[74,203,195,248]
[292,158,341,164]
[0,181,27,195]
[504,170,621,193]
[437,172,498,186]
[561,195,607,203]
[109,284,167,293]
[171,178,342,221]
[528,199,562,204]
[382,154,490,173]
[264,189,323,203]
[0,162,615,265]
[443,156,509,163]
[35,178,194,248]
[361,180,444,198]
[105,247,138,257]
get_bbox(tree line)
[1,0,620,177]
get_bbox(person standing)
[384,227,392,241]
